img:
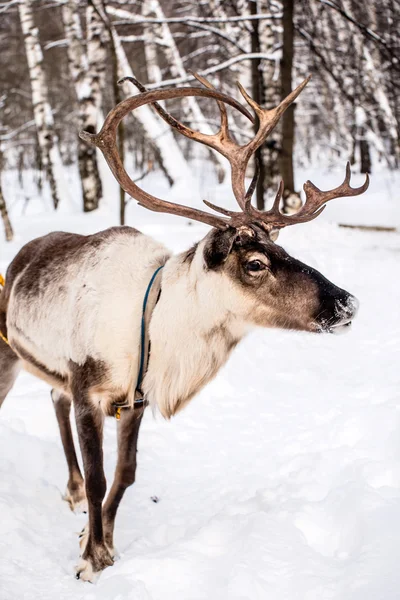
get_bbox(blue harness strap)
[135,265,164,398]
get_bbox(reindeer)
[0,74,368,582]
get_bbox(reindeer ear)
[269,228,280,242]
[203,227,237,270]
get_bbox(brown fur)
[0,338,20,409]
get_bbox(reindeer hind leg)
[0,338,20,409]
[51,389,87,513]
[71,360,113,582]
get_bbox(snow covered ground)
[1,163,400,600]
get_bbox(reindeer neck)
[143,243,249,419]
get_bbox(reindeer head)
[80,74,368,335]
[201,221,359,334]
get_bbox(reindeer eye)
[246,260,265,273]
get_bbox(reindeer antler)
[80,75,369,232]
[80,85,254,229]
[226,161,369,229]
[122,73,309,210]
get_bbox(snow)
[0,163,400,600]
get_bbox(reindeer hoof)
[75,545,114,582]
[63,481,87,514]
[110,546,120,562]
[75,558,100,583]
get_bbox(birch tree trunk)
[0,188,13,242]
[62,0,103,212]
[18,0,64,209]
[81,2,107,211]
[0,146,13,241]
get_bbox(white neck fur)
[143,241,249,418]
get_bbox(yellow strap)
[0,274,9,345]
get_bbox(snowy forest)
[0,0,399,238]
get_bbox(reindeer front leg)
[71,365,113,582]
[102,407,144,556]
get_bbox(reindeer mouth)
[314,316,353,334]
[329,319,353,334]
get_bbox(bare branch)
[144,53,277,89]
[107,7,282,26]
[319,0,400,68]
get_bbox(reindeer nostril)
[347,295,359,317]
[336,294,359,320]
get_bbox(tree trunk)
[359,134,372,174]
[249,0,267,210]
[18,0,64,209]
[0,186,13,242]
[0,144,13,241]
[280,0,301,214]
[258,0,281,207]
[62,0,103,212]
[78,2,106,212]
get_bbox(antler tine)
[120,76,228,143]
[237,76,311,161]
[226,76,311,210]
[203,199,236,217]
[271,180,285,212]
[250,162,369,231]
[244,160,260,209]
[120,76,199,137]
[298,162,370,221]
[204,159,261,218]
[244,179,285,226]
[188,71,230,141]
